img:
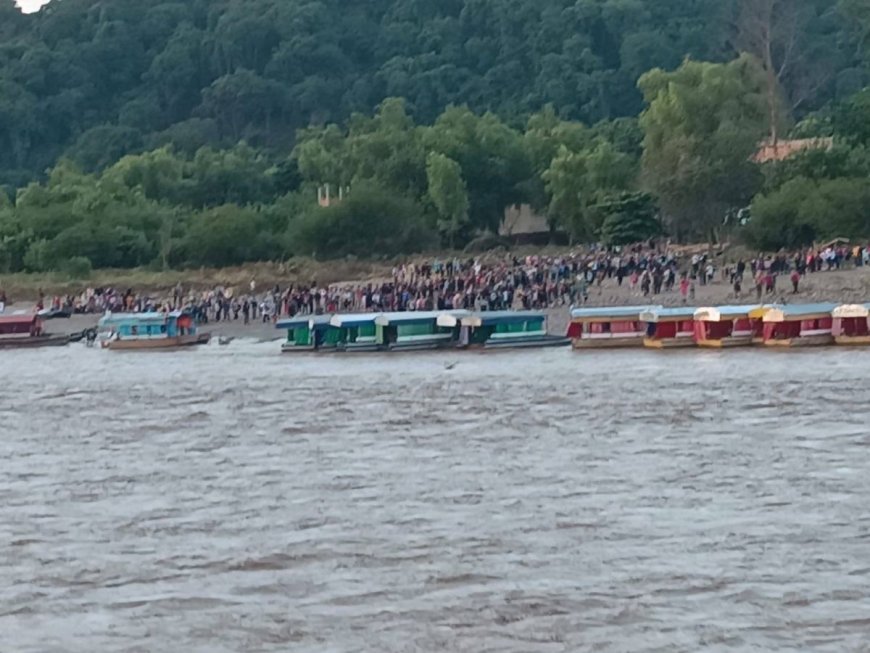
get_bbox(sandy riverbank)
[44,266,870,340]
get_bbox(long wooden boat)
[567,306,655,349]
[0,314,70,349]
[328,313,382,351]
[640,307,697,349]
[277,315,340,352]
[437,310,569,349]
[760,303,837,347]
[693,305,761,348]
[99,311,210,350]
[374,310,469,351]
[832,303,870,345]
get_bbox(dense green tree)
[423,105,531,233]
[425,152,469,246]
[293,183,436,258]
[543,139,637,241]
[598,192,662,245]
[749,177,870,249]
[0,1,868,270]
[639,55,770,239]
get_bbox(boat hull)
[835,335,870,346]
[0,334,69,349]
[482,336,570,350]
[696,336,754,349]
[643,337,696,349]
[102,333,211,350]
[572,336,644,350]
[763,334,834,347]
[388,341,444,351]
[342,343,383,353]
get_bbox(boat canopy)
[832,303,870,319]
[639,307,697,323]
[276,314,332,330]
[460,311,545,328]
[748,305,780,319]
[570,305,657,321]
[374,310,468,327]
[694,305,761,321]
[0,313,38,326]
[98,312,167,327]
[0,313,39,335]
[763,303,838,322]
[329,313,380,328]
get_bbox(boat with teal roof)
[437,310,569,349]
[98,311,210,350]
[374,310,469,351]
[277,315,341,352]
[329,313,382,351]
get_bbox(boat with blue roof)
[437,310,569,349]
[760,303,837,347]
[693,304,761,348]
[328,313,382,351]
[567,305,656,349]
[98,311,210,350]
[640,307,697,348]
[374,310,469,351]
[277,315,340,352]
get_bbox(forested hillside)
[0,0,868,273]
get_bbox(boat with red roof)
[0,313,70,349]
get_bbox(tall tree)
[638,55,770,239]
[425,151,469,247]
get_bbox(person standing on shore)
[679,275,689,304]
[790,269,800,294]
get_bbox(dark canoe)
[0,334,71,349]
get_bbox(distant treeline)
[0,0,869,273]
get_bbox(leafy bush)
[747,177,870,249]
[293,184,436,259]
[61,256,93,279]
[598,192,661,245]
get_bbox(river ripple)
[1,343,869,652]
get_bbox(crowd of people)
[7,242,869,322]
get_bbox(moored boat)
[437,310,569,349]
[277,315,339,352]
[760,303,837,347]
[693,305,760,348]
[0,313,70,349]
[567,306,655,349]
[99,311,211,350]
[832,303,870,345]
[747,305,779,344]
[641,307,697,349]
[329,313,382,351]
[374,310,468,351]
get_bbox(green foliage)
[762,143,870,191]
[543,139,637,241]
[598,192,662,246]
[61,256,93,279]
[639,55,770,238]
[183,205,278,267]
[748,177,870,249]
[0,1,867,268]
[835,89,870,146]
[293,184,436,259]
[425,152,469,246]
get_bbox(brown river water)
[1,342,869,652]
